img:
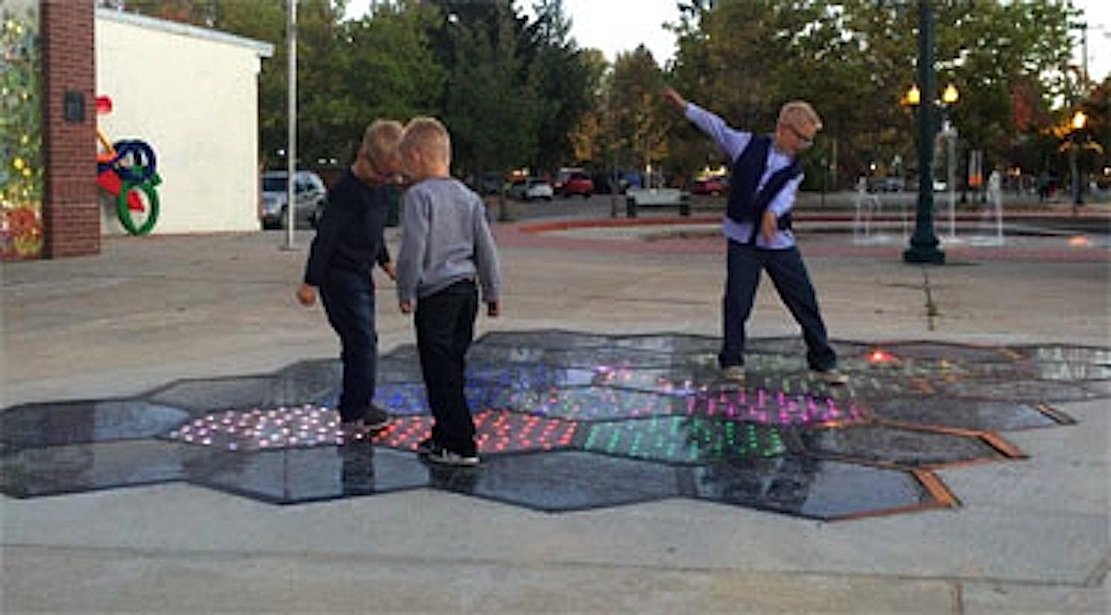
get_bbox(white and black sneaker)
[423,443,480,467]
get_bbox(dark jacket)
[303,169,391,286]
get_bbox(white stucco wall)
[95,10,272,234]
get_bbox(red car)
[690,177,728,196]
[556,172,594,198]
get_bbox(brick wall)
[41,0,99,258]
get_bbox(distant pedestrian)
[662,87,848,386]
[297,119,403,434]
[395,117,502,466]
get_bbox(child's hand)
[761,210,778,242]
[399,300,413,314]
[296,284,317,307]
[487,301,500,317]
[380,261,397,281]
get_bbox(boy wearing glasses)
[663,87,848,386]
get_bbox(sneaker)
[720,365,746,383]
[423,445,480,467]
[361,405,392,431]
[341,405,391,435]
[415,437,436,456]
[812,368,849,385]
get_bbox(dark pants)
[320,268,377,423]
[415,280,479,456]
[719,240,836,371]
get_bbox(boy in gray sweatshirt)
[395,116,501,467]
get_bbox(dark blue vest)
[726,134,803,244]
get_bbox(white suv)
[259,170,327,230]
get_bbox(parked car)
[507,177,554,201]
[469,171,504,195]
[259,170,327,230]
[690,176,728,196]
[555,172,594,198]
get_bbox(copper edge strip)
[979,432,1028,459]
[1035,402,1078,425]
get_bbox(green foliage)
[114,0,1089,189]
[668,0,1083,188]
[1,5,43,258]
[442,1,539,177]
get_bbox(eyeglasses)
[784,123,815,146]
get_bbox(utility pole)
[283,0,297,250]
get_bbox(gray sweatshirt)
[396,177,501,304]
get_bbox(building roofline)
[95,7,275,58]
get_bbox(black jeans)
[719,241,836,371]
[320,268,377,423]
[415,280,479,456]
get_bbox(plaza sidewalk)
[2,209,1108,613]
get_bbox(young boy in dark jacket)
[297,119,403,434]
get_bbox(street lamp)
[902,0,945,265]
[906,82,959,240]
[1070,110,1087,213]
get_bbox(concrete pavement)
[2,202,1108,613]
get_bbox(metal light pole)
[283,0,298,250]
[903,0,945,264]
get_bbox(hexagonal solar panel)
[687,455,954,520]
[0,332,1097,521]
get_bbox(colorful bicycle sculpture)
[96,96,161,235]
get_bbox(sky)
[344,0,1110,82]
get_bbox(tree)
[522,0,599,172]
[441,1,540,179]
[609,46,671,183]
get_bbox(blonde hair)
[778,101,822,131]
[399,116,452,166]
[361,119,403,169]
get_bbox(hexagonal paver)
[687,455,953,520]
[1,399,189,450]
[0,440,196,498]
[373,409,578,455]
[188,444,428,504]
[430,450,682,512]
[796,424,1019,468]
[492,386,684,421]
[577,416,787,465]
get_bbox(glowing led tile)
[495,386,683,421]
[684,388,867,426]
[372,409,578,454]
[578,416,786,464]
[162,404,347,450]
